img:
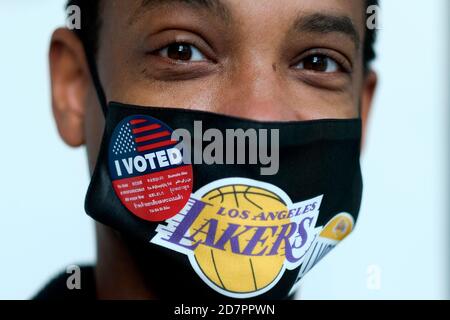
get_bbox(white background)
[0,0,448,299]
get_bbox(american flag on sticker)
[112,118,176,156]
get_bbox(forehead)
[103,0,366,35]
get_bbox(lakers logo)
[151,178,351,298]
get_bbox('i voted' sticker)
[108,115,193,222]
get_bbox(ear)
[49,28,89,147]
[360,70,378,149]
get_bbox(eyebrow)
[130,0,231,25]
[294,13,361,49]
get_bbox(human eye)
[295,54,341,73]
[154,42,208,62]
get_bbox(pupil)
[304,55,328,71]
[167,43,192,61]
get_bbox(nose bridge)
[218,53,294,122]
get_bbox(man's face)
[74,0,373,169]
[51,0,376,168]
[49,0,376,298]
[97,0,366,115]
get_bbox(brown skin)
[49,0,377,299]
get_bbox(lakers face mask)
[82,44,363,300]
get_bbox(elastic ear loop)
[77,34,109,117]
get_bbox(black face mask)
[82,45,363,300]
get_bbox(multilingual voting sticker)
[108,115,193,222]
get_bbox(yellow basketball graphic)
[189,184,288,294]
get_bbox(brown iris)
[166,43,193,61]
[303,55,330,72]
